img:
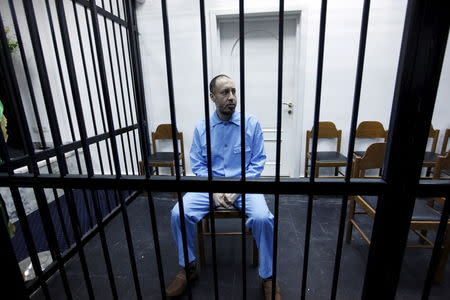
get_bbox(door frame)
[207,6,309,177]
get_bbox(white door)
[217,16,300,177]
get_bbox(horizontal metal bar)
[76,0,127,27]
[25,190,140,294]
[7,124,138,169]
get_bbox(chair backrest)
[151,124,185,154]
[428,124,440,153]
[355,121,387,139]
[433,151,450,179]
[306,121,342,153]
[440,129,450,155]
[352,142,386,178]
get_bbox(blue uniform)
[171,111,274,278]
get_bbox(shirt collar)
[211,111,241,127]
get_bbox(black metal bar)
[0,110,49,299]
[99,0,130,176]
[88,0,122,177]
[421,193,450,299]
[0,198,30,300]
[76,0,127,27]
[160,1,192,299]
[109,0,135,175]
[330,1,371,299]
[272,1,284,299]
[238,1,247,298]
[25,190,140,294]
[7,0,71,250]
[8,124,137,170]
[301,1,327,299]
[198,0,219,298]
[2,2,76,298]
[124,0,151,178]
[83,5,114,175]
[116,0,139,175]
[362,1,450,298]
[71,0,106,175]
[125,1,167,297]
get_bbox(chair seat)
[309,151,347,162]
[148,152,177,163]
[424,151,439,163]
[354,151,365,158]
[363,196,441,222]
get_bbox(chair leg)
[197,221,206,267]
[252,237,258,267]
[345,197,356,244]
[433,228,450,284]
[334,166,339,176]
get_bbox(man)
[167,75,282,299]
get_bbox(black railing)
[0,0,449,300]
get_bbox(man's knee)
[250,210,274,225]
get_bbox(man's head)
[209,74,237,120]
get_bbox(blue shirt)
[190,111,266,178]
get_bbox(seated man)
[166,75,282,299]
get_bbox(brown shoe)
[262,279,282,300]
[166,266,199,297]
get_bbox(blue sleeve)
[246,120,266,178]
[190,124,208,177]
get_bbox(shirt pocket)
[233,145,252,165]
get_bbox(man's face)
[210,77,237,117]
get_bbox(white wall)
[135,0,449,177]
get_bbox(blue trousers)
[171,193,274,278]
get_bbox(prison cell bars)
[330,0,371,299]
[0,0,449,300]
[198,0,220,299]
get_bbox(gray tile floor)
[31,193,450,299]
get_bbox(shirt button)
[225,144,228,147]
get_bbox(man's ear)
[210,92,215,102]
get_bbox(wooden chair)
[440,129,450,176]
[353,121,388,158]
[304,121,347,177]
[197,207,258,267]
[346,143,450,283]
[423,125,440,177]
[138,124,186,176]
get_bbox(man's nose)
[227,91,235,99]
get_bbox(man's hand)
[223,193,239,207]
[213,193,227,208]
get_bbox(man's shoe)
[165,264,199,297]
[262,278,282,300]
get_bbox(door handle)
[282,102,293,108]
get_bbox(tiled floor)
[31,193,449,299]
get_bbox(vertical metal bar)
[3,3,76,298]
[54,0,130,297]
[99,0,129,176]
[160,1,192,299]
[89,1,143,296]
[125,1,167,298]
[116,0,139,175]
[0,198,30,300]
[88,0,122,177]
[421,194,450,299]
[8,0,71,250]
[272,1,284,299]
[330,1,371,299]
[238,1,247,298]
[198,0,219,298]
[0,114,47,300]
[362,1,449,298]
[83,6,114,175]
[301,1,327,299]
[108,0,135,175]
[43,0,94,230]
[71,0,106,176]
